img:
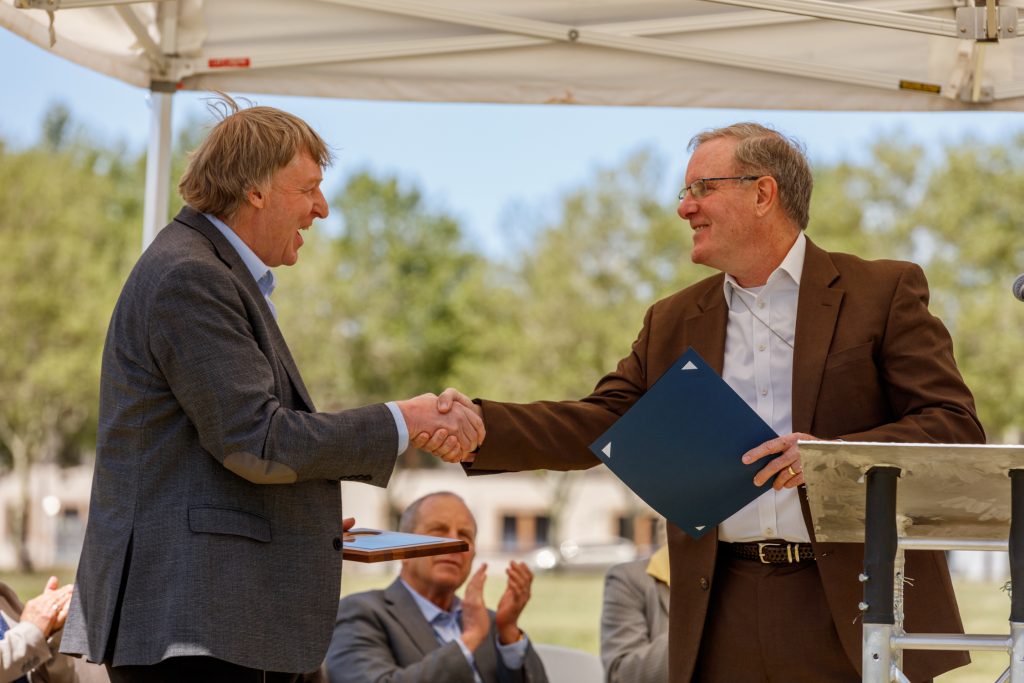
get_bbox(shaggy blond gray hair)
[178,93,332,219]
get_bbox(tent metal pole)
[142,86,173,250]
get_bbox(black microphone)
[1014,274,1024,302]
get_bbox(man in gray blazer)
[59,97,483,683]
[600,549,669,683]
[325,492,547,683]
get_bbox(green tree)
[899,135,1024,440]
[455,149,710,400]
[0,111,140,569]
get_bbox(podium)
[800,441,1024,683]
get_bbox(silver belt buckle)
[756,542,780,563]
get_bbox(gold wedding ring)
[787,465,797,477]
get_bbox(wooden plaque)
[341,528,469,563]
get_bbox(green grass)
[3,569,79,603]
[939,581,1014,683]
[5,568,1014,680]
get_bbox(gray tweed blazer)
[61,207,398,673]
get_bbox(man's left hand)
[494,560,532,645]
[742,432,820,490]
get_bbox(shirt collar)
[400,578,462,624]
[204,213,275,295]
[723,231,806,304]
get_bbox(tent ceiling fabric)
[3,0,1024,111]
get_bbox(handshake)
[396,388,482,463]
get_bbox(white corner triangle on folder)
[695,525,706,532]
[681,361,698,371]
[601,442,612,458]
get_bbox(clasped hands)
[397,388,482,462]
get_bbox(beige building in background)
[0,462,658,573]
[1,462,1007,581]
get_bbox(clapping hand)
[458,560,533,652]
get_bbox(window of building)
[500,513,551,552]
[617,514,660,553]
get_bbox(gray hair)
[689,122,812,230]
[178,92,333,220]
[398,491,475,535]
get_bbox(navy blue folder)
[589,347,778,539]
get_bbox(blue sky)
[2,27,1022,255]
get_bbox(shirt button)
[699,577,709,591]
[760,388,768,397]
[766,528,775,536]
[758,301,766,309]
[758,344,766,352]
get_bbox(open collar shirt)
[718,231,811,543]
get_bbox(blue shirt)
[204,213,408,454]
[399,578,528,680]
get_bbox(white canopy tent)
[3,0,1023,243]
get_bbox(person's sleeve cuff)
[496,632,528,669]
[385,401,409,456]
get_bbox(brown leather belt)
[726,541,814,564]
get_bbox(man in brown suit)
[417,123,985,682]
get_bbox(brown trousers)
[693,548,860,683]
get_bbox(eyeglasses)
[678,176,761,201]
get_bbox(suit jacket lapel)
[384,580,445,656]
[174,207,317,411]
[682,276,728,374]
[792,238,843,435]
[470,623,499,681]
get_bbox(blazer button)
[333,537,343,551]
[699,577,709,591]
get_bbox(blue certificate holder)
[590,347,778,538]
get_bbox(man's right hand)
[396,392,484,462]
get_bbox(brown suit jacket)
[470,238,985,682]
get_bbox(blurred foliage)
[0,107,141,568]
[453,149,714,402]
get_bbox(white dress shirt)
[718,232,811,543]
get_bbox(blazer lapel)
[469,622,499,682]
[384,580,445,656]
[791,238,843,436]
[174,207,317,411]
[682,276,728,374]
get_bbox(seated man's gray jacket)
[326,579,548,683]
[600,559,669,683]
